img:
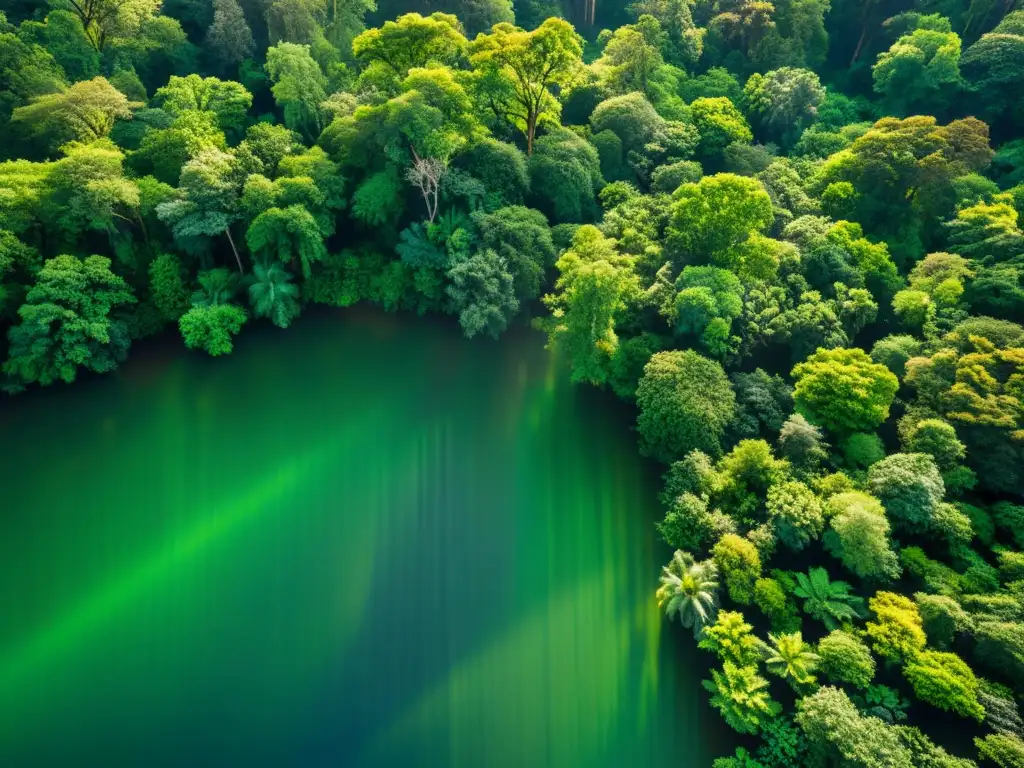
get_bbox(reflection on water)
[0,307,734,766]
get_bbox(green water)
[0,307,734,767]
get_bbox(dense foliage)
[4,0,1024,762]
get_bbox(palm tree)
[191,268,240,307]
[793,567,865,630]
[657,550,719,638]
[247,261,300,328]
[764,631,819,688]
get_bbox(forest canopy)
[4,0,1024,763]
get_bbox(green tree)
[690,97,754,161]
[867,453,945,532]
[797,687,913,768]
[666,173,773,267]
[12,77,132,152]
[636,350,736,461]
[446,249,519,339]
[792,348,899,434]
[743,67,824,147]
[204,0,255,74]
[590,92,665,156]
[793,567,864,630]
[4,254,136,390]
[767,480,824,551]
[765,631,819,688]
[657,549,720,638]
[246,205,327,279]
[704,661,782,735]
[54,0,161,51]
[818,630,876,689]
[866,591,927,662]
[543,226,637,385]
[157,148,246,273]
[976,733,1024,767]
[904,650,984,721]
[873,15,963,114]
[148,253,189,321]
[265,43,327,141]
[593,18,665,97]
[178,303,247,355]
[469,19,584,154]
[352,12,467,82]
[471,206,553,302]
[713,533,763,605]
[824,491,900,581]
[154,75,253,135]
[700,610,763,666]
[247,261,301,328]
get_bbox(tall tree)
[264,43,328,142]
[156,148,246,273]
[469,19,584,154]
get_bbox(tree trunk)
[225,227,244,273]
[851,15,872,65]
[527,113,537,155]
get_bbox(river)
[0,307,735,766]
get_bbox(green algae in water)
[0,308,735,767]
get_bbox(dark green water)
[0,307,734,767]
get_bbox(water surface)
[0,308,733,766]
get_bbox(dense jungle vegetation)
[3,0,1024,763]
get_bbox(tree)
[976,733,1024,767]
[873,15,964,114]
[471,206,554,302]
[743,67,825,147]
[445,249,519,339]
[148,252,189,321]
[793,567,864,630]
[157,148,246,273]
[713,533,763,605]
[352,12,467,81]
[777,413,829,471]
[247,261,301,328]
[246,205,327,279]
[792,348,899,434]
[469,19,584,154]
[179,303,247,355]
[700,610,763,666]
[904,650,984,721]
[961,11,1024,125]
[204,0,255,73]
[55,0,161,51]
[818,630,876,689]
[543,226,637,385]
[3,254,135,389]
[12,77,132,151]
[704,662,782,735]
[865,591,926,663]
[666,173,774,267]
[154,75,253,135]
[265,43,327,141]
[796,687,913,768]
[590,92,664,156]
[657,549,720,638]
[690,97,754,161]
[528,128,603,222]
[765,631,819,688]
[824,491,900,581]
[592,19,665,97]
[636,350,736,461]
[867,453,945,532]
[767,480,824,551]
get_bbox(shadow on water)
[0,306,736,767]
